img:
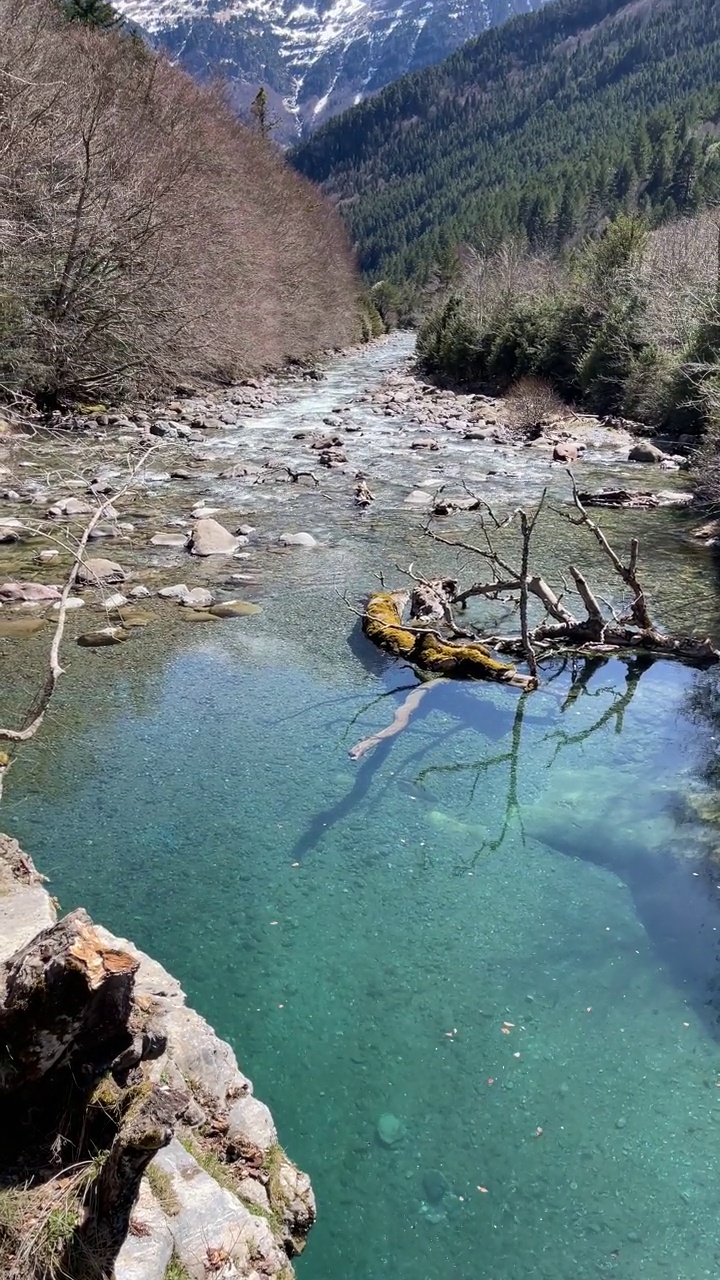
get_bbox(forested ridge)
[0,0,359,407]
[293,0,720,286]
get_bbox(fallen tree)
[358,475,719,701]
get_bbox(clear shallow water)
[3,341,720,1279]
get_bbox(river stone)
[227,1095,277,1152]
[180,587,214,608]
[423,1170,449,1204]
[158,584,190,600]
[150,532,188,548]
[278,531,318,548]
[112,608,153,628]
[376,1113,403,1147]
[129,585,151,598]
[181,610,219,622]
[628,441,667,463]
[188,518,239,556]
[102,592,128,610]
[76,557,126,585]
[0,618,47,637]
[77,626,130,647]
[404,489,432,507]
[0,581,61,602]
[209,601,262,618]
[50,597,84,611]
[47,496,95,517]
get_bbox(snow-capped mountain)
[116,0,549,137]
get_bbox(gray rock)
[158,584,190,600]
[77,557,126,585]
[102,592,128,610]
[227,1095,278,1153]
[114,1180,174,1280]
[180,588,214,608]
[36,549,60,563]
[278,532,318,548]
[152,1139,284,1280]
[47,496,95,517]
[189,518,239,557]
[236,524,255,536]
[0,581,61,602]
[149,420,178,439]
[628,441,667,463]
[150,532,189,548]
[50,597,84,611]
[129,585,151,599]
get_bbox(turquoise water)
[3,337,720,1279]
[5,633,720,1280]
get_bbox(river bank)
[3,337,720,1280]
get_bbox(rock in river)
[188,518,239,556]
[77,626,130,647]
[210,600,262,618]
[628,441,668,463]
[0,582,60,602]
[278,532,318,548]
[180,587,214,608]
[0,618,47,638]
[150,532,188,549]
[376,1113,403,1147]
[76,557,126,586]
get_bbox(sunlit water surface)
[3,340,720,1280]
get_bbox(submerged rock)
[77,557,126,585]
[0,618,47,638]
[150,532,188,548]
[179,587,214,608]
[376,1112,403,1147]
[158,584,190,600]
[0,581,60,602]
[278,532,318,548]
[209,600,262,618]
[423,1170,449,1205]
[77,626,130,647]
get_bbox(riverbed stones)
[47,496,95,517]
[278,532,318,548]
[76,557,126,585]
[0,581,61,602]
[77,626,130,647]
[150,532,188,548]
[0,617,47,637]
[0,518,24,541]
[112,608,153,628]
[188,518,239,556]
[129,585,151,599]
[209,600,262,618]
[422,1170,449,1204]
[180,587,214,608]
[102,592,128,610]
[50,597,84,611]
[376,1112,403,1146]
[158,584,190,600]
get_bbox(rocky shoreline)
[0,832,314,1280]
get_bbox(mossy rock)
[209,600,263,618]
[0,618,47,638]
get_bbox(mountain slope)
[113,0,550,136]
[293,0,720,282]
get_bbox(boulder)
[47,496,95,517]
[628,441,667,463]
[1,581,60,602]
[188,518,239,557]
[77,557,126,586]
[179,588,214,608]
[278,532,318,548]
[552,442,578,463]
[158,584,190,601]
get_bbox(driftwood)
[358,477,719,715]
[349,679,447,759]
[577,488,693,509]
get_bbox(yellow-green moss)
[362,591,522,683]
[146,1165,180,1217]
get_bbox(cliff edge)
[0,833,314,1280]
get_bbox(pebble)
[615,1117,627,1129]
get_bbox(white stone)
[278,531,319,548]
[180,588,214,608]
[50,597,84,611]
[103,593,128,610]
[158,584,190,600]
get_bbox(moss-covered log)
[362,592,537,689]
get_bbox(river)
[3,335,720,1280]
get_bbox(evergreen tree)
[62,0,120,27]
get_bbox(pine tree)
[62,0,120,27]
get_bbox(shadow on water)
[295,643,720,1040]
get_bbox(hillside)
[0,0,358,407]
[293,0,720,285]
[113,0,550,138]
